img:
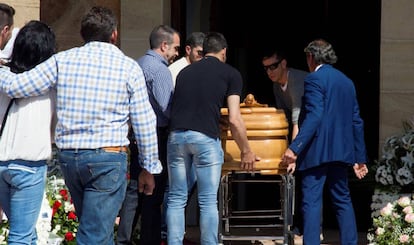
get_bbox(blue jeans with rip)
[58,149,127,245]
[0,160,47,245]
[166,130,223,245]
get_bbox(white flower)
[386,175,394,185]
[380,203,393,216]
[52,224,61,234]
[376,227,385,235]
[64,202,75,213]
[398,196,411,207]
[374,128,414,190]
[369,190,414,244]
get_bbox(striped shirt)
[137,50,174,127]
[0,42,162,174]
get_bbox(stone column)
[380,0,414,145]
[120,0,171,59]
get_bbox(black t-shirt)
[170,56,242,139]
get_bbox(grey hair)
[304,39,337,65]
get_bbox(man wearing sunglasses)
[262,48,313,241]
[262,49,308,142]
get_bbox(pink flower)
[380,203,393,216]
[399,234,410,243]
[405,213,414,223]
[403,205,413,214]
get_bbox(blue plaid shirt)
[0,42,162,174]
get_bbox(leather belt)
[102,146,127,152]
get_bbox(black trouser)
[137,127,169,245]
[116,127,168,245]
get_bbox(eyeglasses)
[263,60,282,72]
[197,50,204,56]
[174,46,180,52]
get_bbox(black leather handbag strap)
[0,99,14,137]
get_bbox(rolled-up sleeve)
[128,64,162,174]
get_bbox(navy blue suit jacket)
[289,64,367,170]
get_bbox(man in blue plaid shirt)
[0,6,161,245]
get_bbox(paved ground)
[185,226,368,245]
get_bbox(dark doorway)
[171,0,380,231]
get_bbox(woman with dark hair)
[0,20,56,244]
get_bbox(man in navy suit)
[281,39,369,245]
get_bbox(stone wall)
[120,0,171,59]
[2,0,39,27]
[5,0,170,59]
[380,0,414,144]
[40,0,120,52]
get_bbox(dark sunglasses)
[263,60,282,72]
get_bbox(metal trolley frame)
[218,170,295,245]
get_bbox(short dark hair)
[261,47,287,62]
[203,32,227,54]
[9,20,56,73]
[80,6,117,43]
[149,24,179,49]
[0,3,15,28]
[185,32,205,48]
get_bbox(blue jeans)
[161,162,197,239]
[59,149,128,245]
[0,160,47,245]
[166,130,223,245]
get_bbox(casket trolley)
[219,102,295,245]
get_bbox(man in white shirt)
[0,27,19,63]
[169,32,205,86]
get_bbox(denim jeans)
[0,160,47,245]
[166,130,223,245]
[59,149,128,245]
[161,161,197,240]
